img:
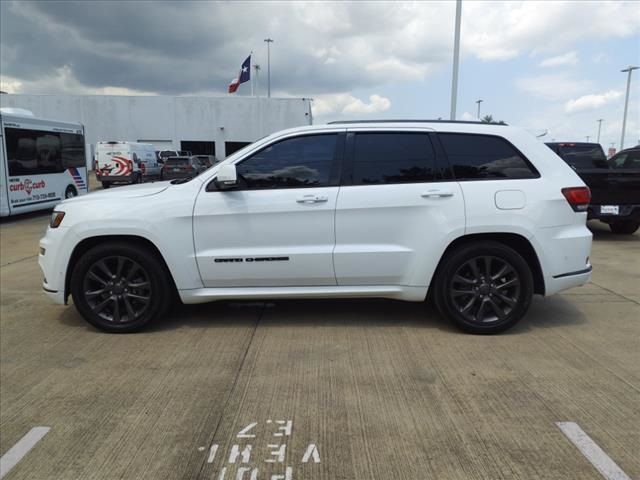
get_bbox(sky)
[1,0,639,149]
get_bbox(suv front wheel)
[434,241,533,334]
[70,242,173,332]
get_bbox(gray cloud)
[1,0,638,101]
[0,0,453,96]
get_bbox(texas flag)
[228,55,251,93]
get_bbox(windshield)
[556,145,608,169]
[160,150,177,158]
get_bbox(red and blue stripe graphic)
[68,167,87,191]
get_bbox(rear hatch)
[164,157,193,174]
[96,143,132,176]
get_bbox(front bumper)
[39,227,79,305]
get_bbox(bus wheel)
[101,182,111,189]
[65,185,78,199]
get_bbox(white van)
[95,142,160,188]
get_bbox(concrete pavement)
[1,212,638,479]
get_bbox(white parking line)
[0,427,50,479]
[556,422,631,480]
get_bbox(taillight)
[562,187,591,212]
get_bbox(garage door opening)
[181,141,215,156]
[225,142,251,156]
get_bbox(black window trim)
[434,132,541,181]
[341,130,450,187]
[206,132,345,192]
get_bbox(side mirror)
[215,164,238,190]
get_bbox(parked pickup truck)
[546,142,640,234]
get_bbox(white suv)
[39,121,593,334]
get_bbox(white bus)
[0,113,88,217]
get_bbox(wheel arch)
[432,232,545,296]
[64,234,179,303]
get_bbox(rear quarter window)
[439,133,539,180]
[556,145,608,169]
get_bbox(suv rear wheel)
[434,241,533,334]
[609,220,639,235]
[70,242,173,332]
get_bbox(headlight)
[50,211,65,228]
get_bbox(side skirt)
[178,285,428,304]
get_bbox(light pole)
[476,99,483,119]
[264,38,274,98]
[449,0,462,120]
[586,136,590,142]
[253,64,261,97]
[620,66,639,149]
[596,119,603,144]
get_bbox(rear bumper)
[532,221,593,296]
[96,173,136,183]
[546,266,592,296]
[588,204,640,223]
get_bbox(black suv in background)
[546,142,640,234]
[160,156,208,180]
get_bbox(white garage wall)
[0,94,313,167]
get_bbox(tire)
[433,241,533,334]
[609,220,639,235]
[64,185,77,199]
[70,242,173,333]
[101,182,111,189]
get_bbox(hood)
[61,181,171,205]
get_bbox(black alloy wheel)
[449,256,521,324]
[609,220,639,235]
[434,241,533,334]
[71,242,173,332]
[82,256,151,324]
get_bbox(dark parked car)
[194,155,218,168]
[161,156,207,180]
[546,142,640,234]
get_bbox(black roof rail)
[327,119,508,126]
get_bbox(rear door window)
[438,133,539,179]
[610,150,640,169]
[348,132,436,185]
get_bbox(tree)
[480,114,506,125]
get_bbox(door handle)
[296,195,329,204]
[421,189,454,198]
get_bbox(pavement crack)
[589,281,640,306]
[194,302,265,478]
[1,254,38,268]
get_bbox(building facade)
[0,94,313,164]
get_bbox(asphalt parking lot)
[1,186,638,479]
